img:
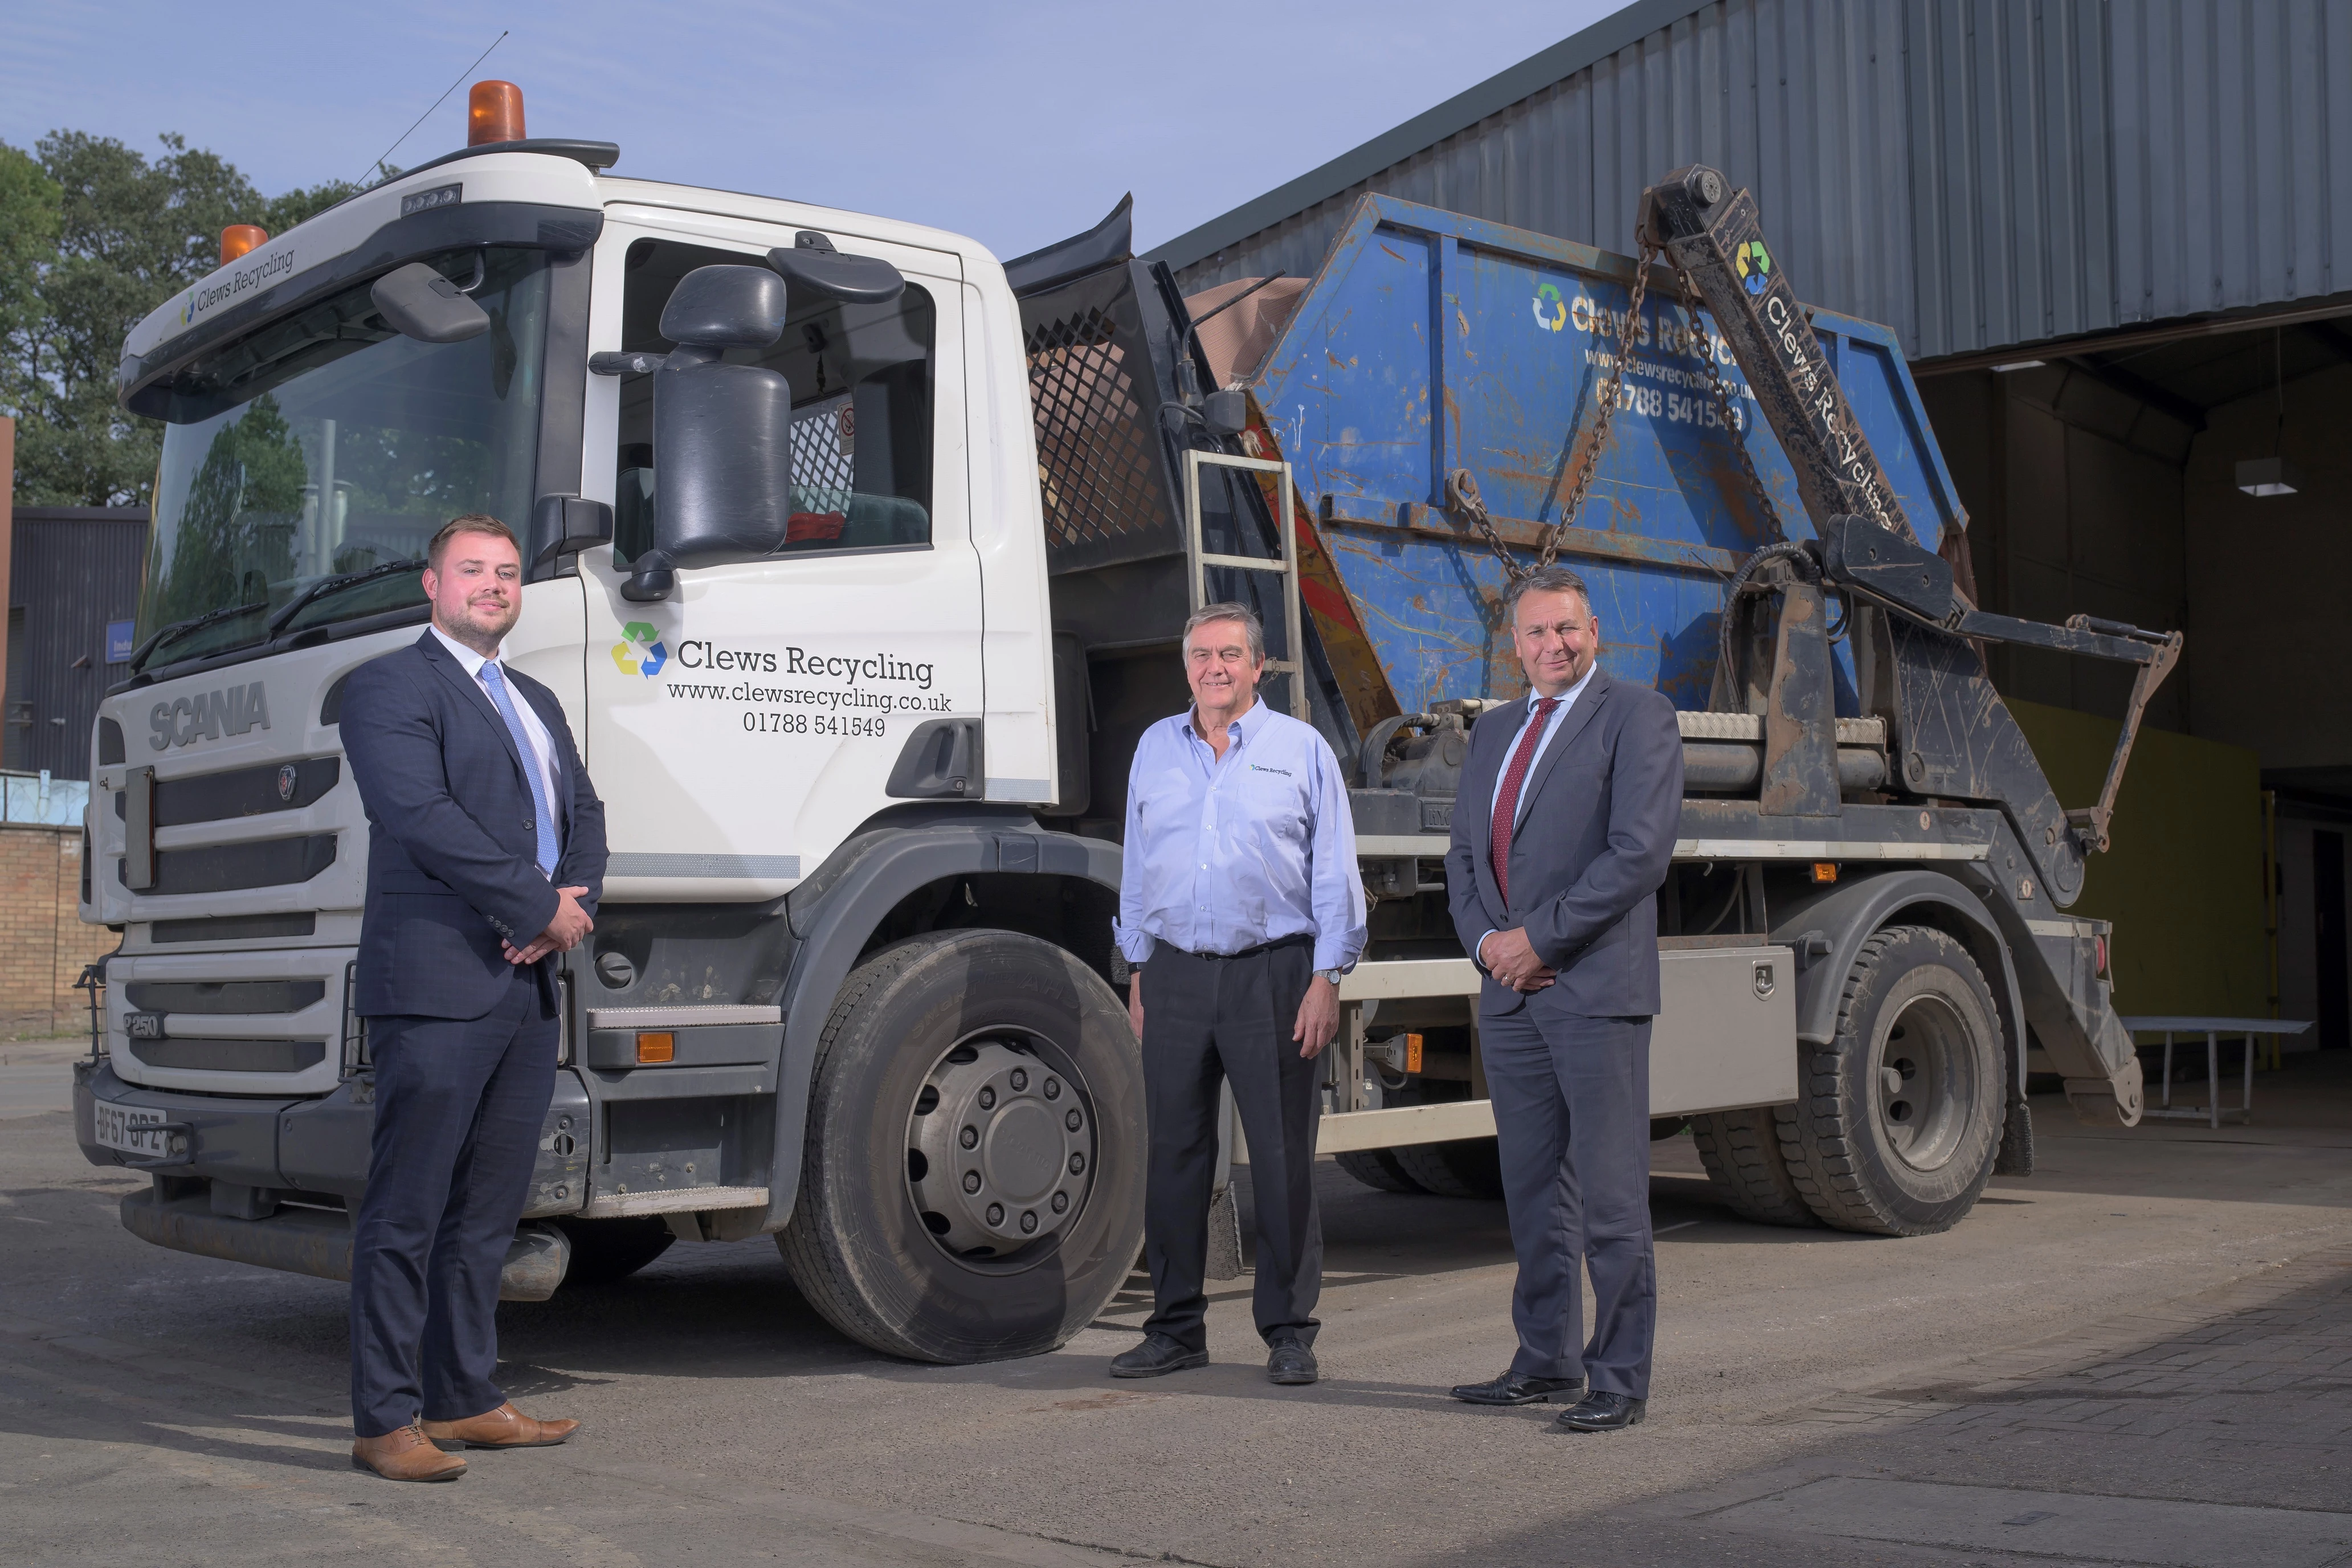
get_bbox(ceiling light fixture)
[2235,456,2302,497]
[1990,360,2045,373]
[2236,327,2299,497]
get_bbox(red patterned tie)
[1489,697,1559,906]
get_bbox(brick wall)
[0,823,115,1038]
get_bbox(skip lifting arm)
[1640,165,2184,862]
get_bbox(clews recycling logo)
[1736,240,1772,296]
[611,621,667,678]
[1532,282,1568,332]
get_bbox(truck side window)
[612,238,934,563]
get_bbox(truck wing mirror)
[767,232,904,305]
[370,262,491,344]
[627,264,795,602]
[531,494,614,567]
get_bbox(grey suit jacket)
[1444,669,1684,1018]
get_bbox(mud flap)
[1994,1099,2035,1177]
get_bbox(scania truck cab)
[79,103,1157,1362]
[76,89,2162,1364]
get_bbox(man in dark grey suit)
[1443,565,1682,1433]
[340,514,606,1481]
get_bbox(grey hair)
[1503,565,1592,624]
[1182,602,1265,661]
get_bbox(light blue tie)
[481,661,559,878]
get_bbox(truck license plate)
[93,1104,173,1159]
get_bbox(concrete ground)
[4,1047,2350,1566]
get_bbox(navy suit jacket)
[1445,669,1683,1019]
[342,630,607,1020]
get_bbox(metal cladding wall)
[1159,0,2352,364]
[8,508,150,781]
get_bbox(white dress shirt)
[431,624,561,838]
[1480,661,1599,960]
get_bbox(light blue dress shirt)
[1479,662,1598,960]
[1114,700,1367,973]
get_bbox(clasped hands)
[503,885,594,966]
[1479,927,1555,994]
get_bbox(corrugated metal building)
[1154,0,2352,1038]
[1159,0,2352,364]
[6,507,150,782]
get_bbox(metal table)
[2120,1016,2312,1129]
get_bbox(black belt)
[1164,933,1313,962]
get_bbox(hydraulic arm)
[1641,166,2184,897]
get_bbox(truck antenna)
[357,30,511,185]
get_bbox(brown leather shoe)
[420,1400,579,1451]
[352,1422,467,1482]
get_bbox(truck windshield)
[134,248,549,672]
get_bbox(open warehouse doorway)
[1917,307,2352,1048]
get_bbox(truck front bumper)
[74,1060,594,1297]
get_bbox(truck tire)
[1688,1107,1816,1226]
[1389,1138,1505,1199]
[1782,925,2003,1236]
[550,1216,675,1287]
[1333,1149,1427,1194]
[778,930,1146,1363]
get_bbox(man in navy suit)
[340,514,607,1482]
[1443,565,1682,1434]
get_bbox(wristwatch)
[1315,967,1345,986]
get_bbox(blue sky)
[1,0,1622,263]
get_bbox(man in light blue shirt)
[1110,602,1365,1387]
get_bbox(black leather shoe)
[1553,1390,1647,1432]
[1266,1341,1318,1386]
[1450,1370,1583,1406]
[1109,1333,1207,1379]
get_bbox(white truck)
[74,90,2164,1363]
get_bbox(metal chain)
[1673,264,1784,541]
[1446,239,1659,581]
[1444,468,1519,581]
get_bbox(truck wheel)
[1333,1149,1426,1194]
[1389,1138,1505,1199]
[1688,1107,1816,1226]
[778,930,1146,1363]
[1782,925,2003,1236]
[550,1216,675,1287]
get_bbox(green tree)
[0,145,60,350]
[1,130,362,507]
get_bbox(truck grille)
[107,945,351,1095]
[123,979,327,1012]
[127,1038,328,1073]
[115,757,340,824]
[117,834,337,896]
[151,912,318,944]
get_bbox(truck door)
[579,213,978,900]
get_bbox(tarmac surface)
[3,1036,2350,1566]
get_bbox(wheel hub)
[1875,994,1974,1173]
[908,1038,1092,1256]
